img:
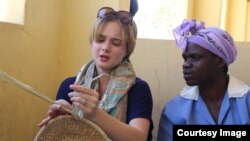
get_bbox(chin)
[186,83,197,86]
[185,80,197,86]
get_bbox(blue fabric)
[130,0,138,17]
[157,90,250,141]
[56,76,153,141]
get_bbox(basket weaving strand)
[0,69,110,141]
[0,69,73,115]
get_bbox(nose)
[101,40,111,52]
[183,59,192,69]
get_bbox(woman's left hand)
[68,84,100,120]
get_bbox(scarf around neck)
[75,60,136,122]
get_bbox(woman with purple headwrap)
[157,19,250,141]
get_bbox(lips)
[183,71,193,79]
[100,55,110,62]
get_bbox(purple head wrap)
[173,19,237,65]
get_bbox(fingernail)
[68,93,72,96]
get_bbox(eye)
[112,39,122,46]
[192,54,200,61]
[96,35,105,43]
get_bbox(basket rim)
[34,115,110,141]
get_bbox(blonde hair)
[89,16,137,59]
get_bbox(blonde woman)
[39,7,153,141]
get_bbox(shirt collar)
[180,75,250,100]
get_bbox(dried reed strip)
[0,69,73,115]
[1,69,112,140]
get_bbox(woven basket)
[34,115,110,141]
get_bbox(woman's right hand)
[38,99,72,128]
